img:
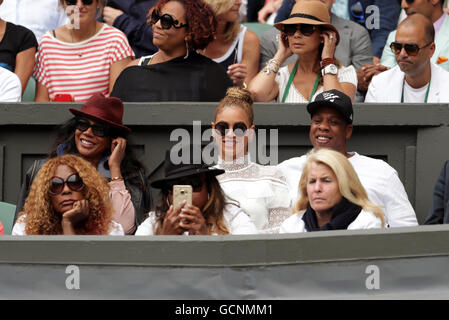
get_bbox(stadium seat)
[243,22,274,39]
[22,77,36,102]
[0,201,16,235]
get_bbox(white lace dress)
[215,156,292,233]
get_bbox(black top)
[110,51,233,102]
[0,22,38,71]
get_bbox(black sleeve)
[15,24,38,53]
[424,161,449,225]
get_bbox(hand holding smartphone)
[53,93,74,102]
[173,185,192,210]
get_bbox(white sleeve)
[108,221,125,235]
[12,216,27,235]
[227,208,258,235]
[381,170,418,227]
[337,65,357,87]
[135,213,156,235]
[364,77,377,102]
[0,71,21,102]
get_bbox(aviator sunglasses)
[76,118,109,137]
[150,9,188,30]
[49,174,85,195]
[166,176,204,193]
[283,24,316,37]
[390,41,432,56]
[214,121,248,137]
[64,0,94,5]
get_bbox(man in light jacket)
[365,13,449,103]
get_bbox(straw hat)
[274,1,340,45]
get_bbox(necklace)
[69,23,98,57]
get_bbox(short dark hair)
[148,0,217,50]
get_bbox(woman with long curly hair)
[280,148,385,233]
[136,145,257,235]
[13,154,124,235]
[110,0,233,102]
[15,93,152,235]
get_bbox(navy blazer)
[102,0,158,58]
[425,160,449,224]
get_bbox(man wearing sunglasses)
[380,0,449,72]
[278,89,418,228]
[365,13,449,102]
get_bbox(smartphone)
[173,185,192,210]
[53,93,74,102]
[281,32,289,47]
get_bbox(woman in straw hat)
[280,148,385,233]
[248,0,357,103]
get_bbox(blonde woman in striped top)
[34,0,134,102]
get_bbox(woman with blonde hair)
[280,148,384,233]
[212,86,291,233]
[13,154,124,235]
[199,0,260,87]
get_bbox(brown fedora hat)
[274,1,340,45]
[69,92,131,134]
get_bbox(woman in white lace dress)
[211,87,291,233]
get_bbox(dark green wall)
[1,102,449,223]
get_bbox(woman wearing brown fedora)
[248,1,357,103]
[135,145,257,235]
[15,92,151,234]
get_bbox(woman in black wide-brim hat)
[136,145,257,235]
[15,92,152,234]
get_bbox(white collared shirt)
[0,0,68,43]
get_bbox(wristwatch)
[321,64,338,76]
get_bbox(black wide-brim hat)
[69,92,131,134]
[151,145,225,189]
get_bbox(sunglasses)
[390,41,432,56]
[49,174,85,195]
[214,121,248,137]
[166,176,204,193]
[283,24,316,37]
[405,0,415,3]
[64,0,94,5]
[76,118,109,137]
[150,9,188,30]
[350,1,365,24]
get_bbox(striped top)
[33,24,134,102]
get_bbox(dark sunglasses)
[283,24,316,37]
[350,1,365,24]
[405,0,414,4]
[166,176,204,193]
[76,118,109,137]
[390,41,432,56]
[214,121,248,137]
[49,174,85,195]
[150,9,188,30]
[64,0,94,5]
